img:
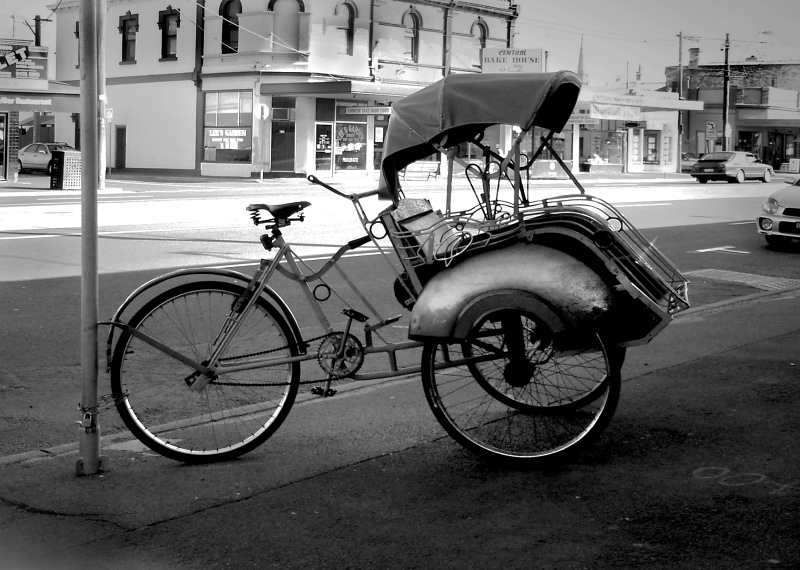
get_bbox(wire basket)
[385,195,690,316]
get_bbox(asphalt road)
[1,174,799,569]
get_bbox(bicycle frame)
[104,188,432,391]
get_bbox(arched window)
[220,0,241,54]
[334,1,356,56]
[471,18,488,50]
[270,0,302,53]
[401,8,421,63]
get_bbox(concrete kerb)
[3,282,799,469]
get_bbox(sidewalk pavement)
[1,286,799,569]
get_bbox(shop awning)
[578,89,703,112]
[260,79,422,100]
[0,81,81,113]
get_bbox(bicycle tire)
[421,308,621,465]
[110,281,301,463]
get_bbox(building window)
[401,8,421,63]
[334,1,356,56]
[118,11,139,63]
[203,91,253,163]
[158,6,180,60]
[220,0,241,54]
[471,18,488,50]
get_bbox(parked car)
[680,152,698,173]
[757,176,800,247]
[690,151,773,183]
[17,142,75,175]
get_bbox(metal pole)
[677,32,683,173]
[722,33,730,151]
[76,0,106,476]
[98,0,107,189]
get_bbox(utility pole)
[722,33,730,151]
[677,32,683,173]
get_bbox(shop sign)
[482,48,543,73]
[0,95,53,110]
[566,114,599,125]
[589,92,646,106]
[589,103,642,121]
[789,159,800,174]
[346,107,391,115]
[0,44,48,82]
[204,127,251,148]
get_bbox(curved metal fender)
[103,267,303,368]
[409,242,614,340]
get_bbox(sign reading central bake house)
[482,48,543,73]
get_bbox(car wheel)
[735,170,745,183]
[17,160,24,174]
[765,235,792,248]
[762,170,772,183]
[697,178,708,184]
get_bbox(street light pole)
[722,33,730,151]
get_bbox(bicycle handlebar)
[307,175,379,201]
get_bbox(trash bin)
[50,150,82,190]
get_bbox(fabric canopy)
[378,70,582,200]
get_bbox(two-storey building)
[665,48,800,170]
[53,0,517,178]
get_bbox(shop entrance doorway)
[315,123,333,176]
[115,126,127,169]
[271,120,295,172]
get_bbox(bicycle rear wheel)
[421,308,620,465]
[110,281,300,463]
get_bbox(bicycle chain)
[213,332,357,387]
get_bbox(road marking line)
[693,245,749,254]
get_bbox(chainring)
[317,333,365,378]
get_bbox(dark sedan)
[690,151,773,184]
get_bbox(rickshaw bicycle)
[102,71,690,465]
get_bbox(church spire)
[577,35,588,84]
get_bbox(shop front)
[569,90,702,174]
[0,40,80,182]
[736,119,800,171]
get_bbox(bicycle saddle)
[246,201,311,219]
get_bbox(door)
[271,121,295,172]
[115,126,127,169]
[315,123,333,175]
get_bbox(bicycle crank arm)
[101,320,216,380]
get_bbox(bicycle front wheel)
[421,308,621,465]
[110,281,301,463]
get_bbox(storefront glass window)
[335,103,368,172]
[203,91,252,163]
[0,114,6,179]
[736,131,762,155]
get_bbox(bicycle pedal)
[324,388,337,397]
[310,386,324,396]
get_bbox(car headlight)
[762,198,779,215]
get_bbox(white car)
[17,142,75,174]
[757,176,800,247]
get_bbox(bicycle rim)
[111,281,300,463]
[422,310,620,464]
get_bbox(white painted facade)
[53,0,518,177]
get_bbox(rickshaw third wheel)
[420,308,622,465]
